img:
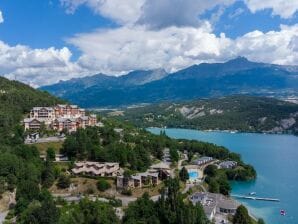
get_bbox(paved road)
[25,136,65,144]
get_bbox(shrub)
[97,179,111,192]
[121,189,132,196]
[57,174,71,189]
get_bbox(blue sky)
[0,0,298,86]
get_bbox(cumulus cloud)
[67,23,298,77]
[233,25,298,65]
[60,0,145,25]
[137,0,235,29]
[0,10,4,23]
[67,24,233,74]
[61,0,236,28]
[2,1,298,87]
[0,41,86,87]
[244,0,298,18]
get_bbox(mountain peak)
[226,56,250,64]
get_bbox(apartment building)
[117,171,159,189]
[23,104,97,132]
[72,161,120,177]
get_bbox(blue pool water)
[148,128,298,224]
[188,171,199,180]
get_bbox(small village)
[17,104,244,224]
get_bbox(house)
[117,171,160,189]
[150,162,171,179]
[162,148,171,163]
[25,132,40,143]
[52,118,78,133]
[24,118,43,130]
[193,156,213,166]
[219,161,238,169]
[189,192,240,220]
[54,104,85,118]
[30,107,55,124]
[40,154,69,162]
[72,161,120,177]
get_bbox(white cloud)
[0,10,4,23]
[0,41,87,87]
[137,0,235,29]
[233,25,298,65]
[67,24,298,76]
[244,0,298,18]
[61,0,235,28]
[60,0,145,25]
[67,23,233,74]
[1,1,298,87]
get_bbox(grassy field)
[32,141,63,154]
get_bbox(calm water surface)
[148,128,298,224]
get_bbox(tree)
[208,178,219,193]
[233,205,252,224]
[204,165,217,177]
[123,193,160,224]
[179,167,189,182]
[169,148,179,162]
[97,179,111,192]
[59,199,119,224]
[42,161,55,188]
[257,219,265,224]
[19,191,60,224]
[218,176,231,196]
[46,147,56,161]
[57,174,71,189]
[156,178,209,224]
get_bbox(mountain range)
[41,57,298,108]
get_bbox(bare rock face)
[209,109,223,115]
[280,118,296,129]
[179,106,206,119]
[258,117,267,124]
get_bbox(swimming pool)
[188,171,199,180]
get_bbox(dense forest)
[119,95,298,135]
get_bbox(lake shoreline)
[147,126,298,137]
[148,127,298,224]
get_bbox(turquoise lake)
[148,128,298,224]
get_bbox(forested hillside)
[0,76,65,144]
[120,95,298,134]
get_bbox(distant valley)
[41,57,298,108]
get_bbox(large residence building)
[24,104,96,132]
[117,162,171,189]
[72,161,120,177]
[189,192,240,220]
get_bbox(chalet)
[30,107,55,124]
[117,171,160,189]
[193,156,214,166]
[189,192,240,220]
[219,161,238,169]
[54,104,85,118]
[24,118,43,130]
[52,118,78,133]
